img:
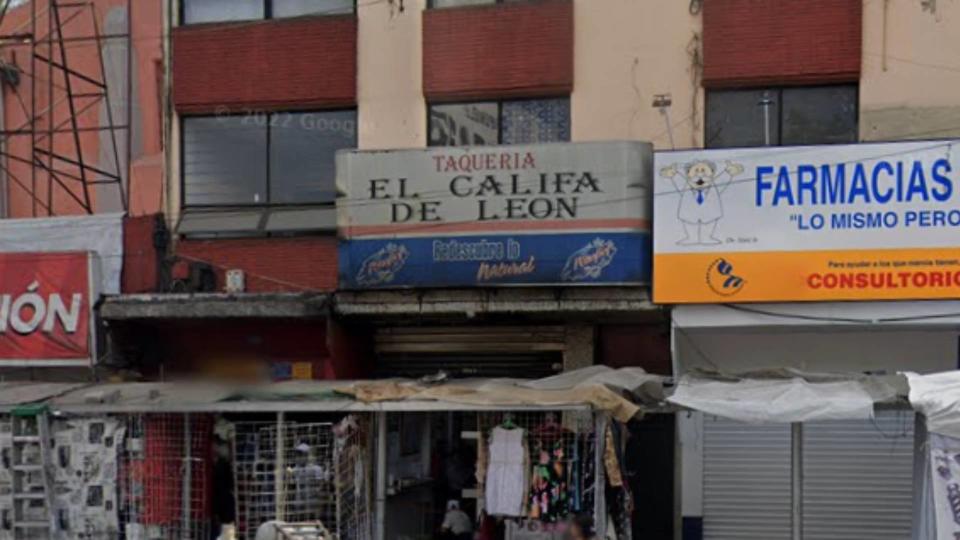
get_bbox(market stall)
[0,366,661,540]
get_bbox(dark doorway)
[627,414,675,540]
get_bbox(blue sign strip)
[338,232,651,289]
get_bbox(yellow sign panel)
[291,361,314,380]
[655,248,960,303]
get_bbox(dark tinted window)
[272,0,353,17]
[431,0,492,7]
[182,110,355,207]
[183,117,267,206]
[706,85,857,148]
[269,111,355,204]
[706,89,780,148]
[781,86,858,145]
[428,103,499,146]
[501,98,570,144]
[183,0,263,24]
[427,98,571,147]
[182,0,352,24]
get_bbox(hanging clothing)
[476,430,489,487]
[528,438,569,521]
[485,426,527,516]
[604,425,624,488]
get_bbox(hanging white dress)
[484,426,527,516]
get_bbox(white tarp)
[50,417,124,537]
[907,371,960,438]
[928,433,960,539]
[0,213,125,294]
[0,417,123,540]
[667,374,898,423]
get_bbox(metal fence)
[232,415,372,540]
[0,412,374,540]
[0,408,601,540]
[120,414,213,540]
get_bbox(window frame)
[428,100,503,146]
[179,0,357,26]
[427,0,503,10]
[426,96,571,147]
[704,83,859,149]
[179,108,357,210]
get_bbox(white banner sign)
[653,140,960,303]
[336,141,652,237]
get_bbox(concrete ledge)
[334,287,662,320]
[100,293,330,320]
[102,288,661,321]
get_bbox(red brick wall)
[175,235,338,293]
[138,319,333,380]
[423,0,574,101]
[599,325,672,376]
[122,214,161,294]
[173,16,357,114]
[703,0,861,88]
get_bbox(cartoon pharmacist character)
[660,159,744,245]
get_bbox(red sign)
[0,252,92,364]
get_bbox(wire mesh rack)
[119,413,213,540]
[233,420,336,539]
[331,415,372,540]
[233,414,373,540]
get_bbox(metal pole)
[275,411,286,522]
[594,413,608,539]
[374,411,387,540]
[182,413,192,539]
[29,0,36,216]
[0,73,7,218]
[125,0,132,210]
[760,92,774,147]
[46,0,54,213]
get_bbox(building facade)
[0,0,956,538]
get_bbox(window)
[428,98,570,146]
[429,0,527,8]
[182,110,356,207]
[182,0,353,24]
[705,85,858,148]
[431,0,495,8]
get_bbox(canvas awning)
[667,369,906,423]
[906,371,960,438]
[0,366,666,421]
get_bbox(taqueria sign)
[336,141,652,288]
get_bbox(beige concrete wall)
[860,0,960,141]
[357,0,426,150]
[572,0,703,150]
[357,0,703,151]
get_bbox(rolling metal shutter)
[374,326,565,379]
[802,412,916,540]
[703,417,792,540]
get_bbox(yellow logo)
[706,258,745,297]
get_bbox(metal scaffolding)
[0,0,131,216]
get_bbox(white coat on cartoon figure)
[660,160,744,245]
